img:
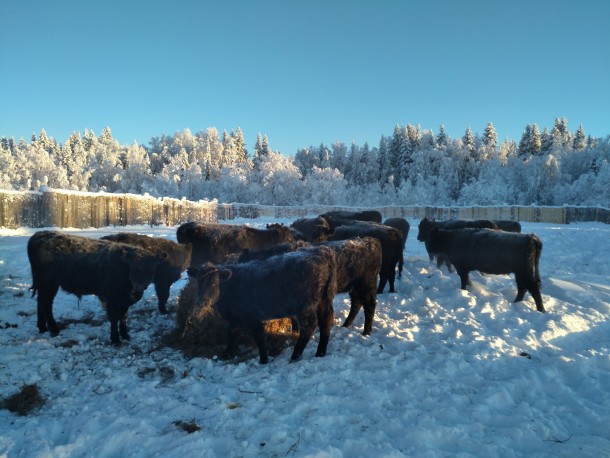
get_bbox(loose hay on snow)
[167,277,297,361]
[2,383,45,416]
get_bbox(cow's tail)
[29,269,38,298]
[533,235,543,288]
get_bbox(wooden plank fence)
[1,189,608,229]
[0,189,217,229]
[217,203,610,225]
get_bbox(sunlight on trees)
[1,120,608,207]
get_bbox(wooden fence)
[1,189,608,229]
[0,189,217,229]
[217,203,610,225]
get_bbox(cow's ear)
[219,269,232,281]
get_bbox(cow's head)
[193,263,232,310]
[122,248,167,301]
[417,217,435,242]
[266,223,295,243]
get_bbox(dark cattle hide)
[27,231,165,345]
[382,217,410,277]
[492,220,522,233]
[319,210,382,229]
[238,237,383,335]
[101,233,192,314]
[328,221,402,294]
[427,228,544,312]
[417,218,499,271]
[176,221,294,267]
[189,245,338,364]
[237,240,310,263]
[290,216,331,242]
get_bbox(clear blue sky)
[1,0,609,155]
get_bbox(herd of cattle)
[26,209,544,364]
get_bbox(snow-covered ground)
[1,218,609,457]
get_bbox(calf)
[427,228,544,312]
[176,221,294,267]
[290,216,331,242]
[328,221,402,294]
[417,218,499,271]
[27,231,165,345]
[383,217,410,277]
[101,233,192,314]
[189,246,338,364]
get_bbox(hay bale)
[171,277,296,360]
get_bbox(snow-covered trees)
[0,119,607,208]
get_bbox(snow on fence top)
[1,189,608,229]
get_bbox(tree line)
[1,118,608,208]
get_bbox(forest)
[1,118,608,208]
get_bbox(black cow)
[101,233,192,314]
[27,231,165,345]
[328,221,402,294]
[382,217,410,277]
[176,221,294,267]
[189,245,338,364]
[417,218,499,271]
[290,216,332,242]
[427,228,544,312]
[238,237,383,335]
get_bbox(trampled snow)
[1,219,609,457]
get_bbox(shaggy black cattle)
[101,233,192,314]
[492,220,522,233]
[290,216,332,242]
[427,228,544,312]
[176,221,294,267]
[238,237,383,335]
[319,210,382,229]
[328,221,402,294]
[382,217,410,277]
[27,231,165,345]
[417,218,499,271]
[189,245,338,364]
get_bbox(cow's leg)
[315,303,334,358]
[342,290,362,328]
[291,309,317,361]
[388,269,396,293]
[106,305,123,345]
[376,273,388,294]
[457,269,470,290]
[362,292,377,336]
[514,274,527,302]
[439,255,453,273]
[154,281,170,315]
[37,282,60,336]
[249,321,269,364]
[527,279,545,313]
[119,306,130,340]
[398,253,404,278]
[223,323,242,359]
